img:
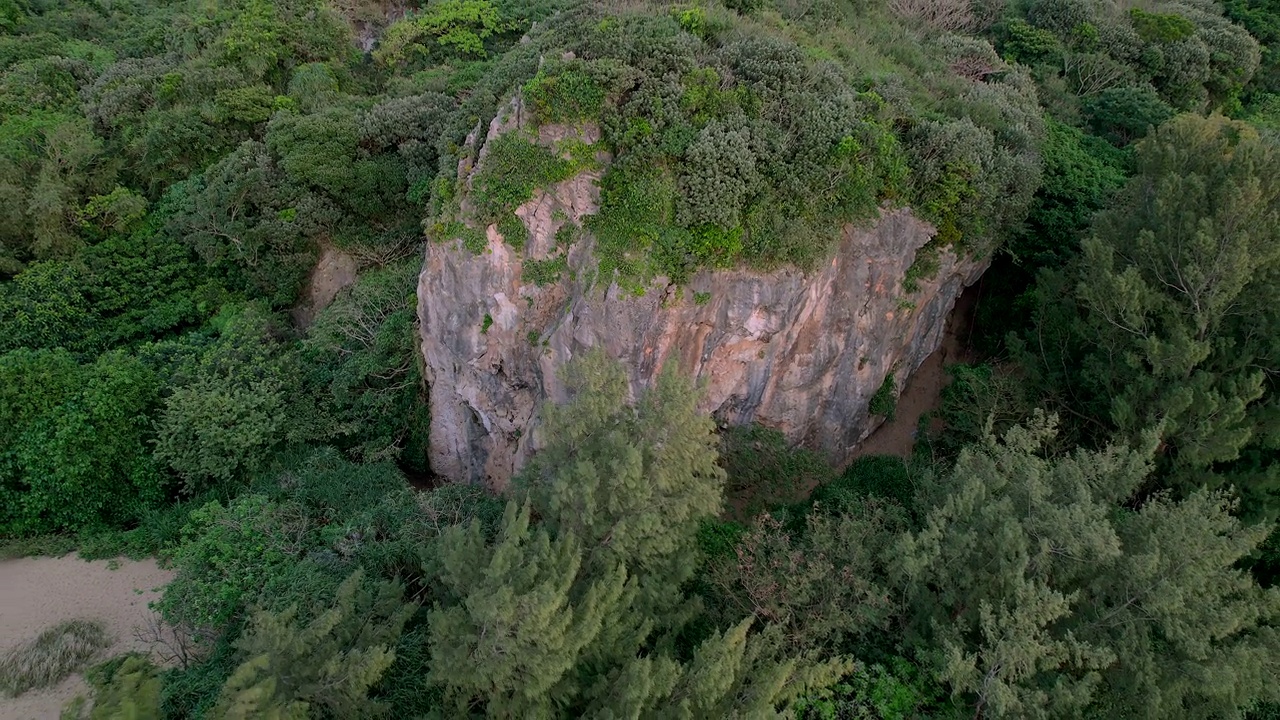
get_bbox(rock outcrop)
[417,110,987,488]
[294,245,358,328]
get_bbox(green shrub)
[496,211,527,250]
[433,220,488,254]
[869,374,897,419]
[374,0,514,66]
[470,133,576,223]
[1000,19,1063,65]
[672,6,709,37]
[158,494,305,630]
[522,254,568,287]
[77,499,197,560]
[811,455,914,514]
[587,160,678,281]
[902,249,940,293]
[916,160,979,246]
[158,445,434,634]
[0,620,111,697]
[704,501,903,657]
[1128,8,1196,44]
[0,348,165,535]
[261,447,429,580]
[677,122,758,229]
[696,518,747,560]
[1007,118,1129,269]
[153,307,301,492]
[720,424,837,517]
[1083,85,1174,145]
[0,261,96,354]
[794,657,948,719]
[0,215,222,357]
[301,260,426,467]
[523,61,609,124]
[163,143,320,310]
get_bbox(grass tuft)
[0,534,79,560]
[0,619,112,697]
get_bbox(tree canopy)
[3,0,1280,717]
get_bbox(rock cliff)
[417,108,987,488]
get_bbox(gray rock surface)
[417,111,987,488]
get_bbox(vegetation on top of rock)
[434,5,1043,284]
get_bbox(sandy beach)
[0,556,172,720]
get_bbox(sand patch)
[849,278,981,460]
[0,556,172,720]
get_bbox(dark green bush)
[1083,85,1175,145]
[1129,8,1196,44]
[1007,118,1129,269]
[869,374,898,419]
[719,424,836,517]
[522,254,569,286]
[158,445,428,631]
[1000,19,1064,65]
[927,364,1040,460]
[696,517,747,561]
[153,306,308,492]
[0,348,165,535]
[301,260,426,467]
[158,493,307,629]
[811,455,914,514]
[794,657,950,719]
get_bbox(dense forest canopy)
[2,0,1280,717]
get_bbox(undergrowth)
[720,424,837,518]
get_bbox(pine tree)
[1021,113,1280,516]
[522,349,725,581]
[426,500,629,716]
[518,349,727,665]
[211,570,413,719]
[897,414,1280,718]
[1081,490,1280,718]
[424,353,843,717]
[649,619,851,720]
[897,414,1137,718]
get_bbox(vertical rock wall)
[417,113,986,487]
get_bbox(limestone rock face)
[417,111,986,487]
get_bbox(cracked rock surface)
[417,109,986,488]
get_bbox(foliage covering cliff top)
[435,2,1046,284]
